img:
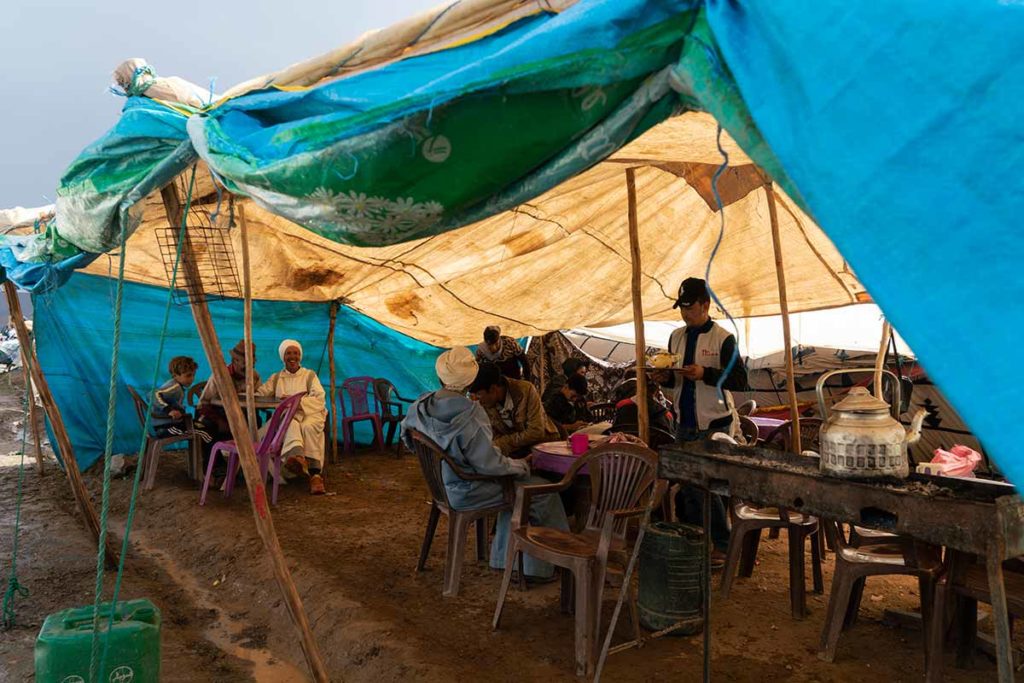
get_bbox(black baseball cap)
[672,277,709,309]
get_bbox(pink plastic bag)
[929,444,982,478]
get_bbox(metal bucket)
[637,521,704,635]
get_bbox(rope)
[704,125,741,399]
[88,169,199,679]
[1,381,32,630]
[98,168,197,674]
[88,182,133,683]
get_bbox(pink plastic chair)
[199,392,306,506]
[339,376,384,456]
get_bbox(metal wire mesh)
[155,182,241,305]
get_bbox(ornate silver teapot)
[816,369,923,480]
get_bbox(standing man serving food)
[656,277,748,563]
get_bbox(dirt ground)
[0,368,1014,681]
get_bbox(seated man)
[610,377,675,437]
[542,357,592,423]
[402,347,569,581]
[469,362,560,457]
[475,325,531,381]
[543,374,591,434]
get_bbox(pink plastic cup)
[570,433,589,456]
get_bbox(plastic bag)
[929,444,982,477]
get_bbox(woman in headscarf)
[256,339,328,495]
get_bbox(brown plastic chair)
[373,378,414,456]
[720,502,824,619]
[492,442,660,677]
[927,552,1024,679]
[763,417,824,453]
[127,385,201,489]
[186,380,206,408]
[819,520,942,663]
[408,428,515,597]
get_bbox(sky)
[0,0,440,209]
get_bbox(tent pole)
[237,201,258,441]
[3,281,117,565]
[538,333,546,397]
[327,300,339,464]
[160,184,329,683]
[19,345,44,474]
[625,168,650,446]
[764,181,802,454]
[874,320,892,401]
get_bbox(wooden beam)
[160,184,330,682]
[764,181,802,454]
[3,281,117,565]
[327,300,339,464]
[538,333,546,398]
[874,320,892,401]
[236,201,258,440]
[19,345,44,474]
[625,168,650,446]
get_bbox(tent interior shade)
[69,112,863,348]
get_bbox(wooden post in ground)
[625,168,650,446]
[236,202,258,440]
[160,184,329,682]
[874,320,892,401]
[19,345,44,474]
[327,300,339,464]
[763,180,801,454]
[538,333,546,397]
[3,281,118,565]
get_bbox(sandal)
[309,474,326,495]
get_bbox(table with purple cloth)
[530,435,609,475]
[750,416,785,441]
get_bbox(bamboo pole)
[236,202,257,440]
[327,300,339,464]
[764,181,802,454]
[3,281,117,565]
[625,168,650,446]
[874,321,892,401]
[160,185,329,682]
[19,345,44,474]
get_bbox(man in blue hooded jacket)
[402,346,569,581]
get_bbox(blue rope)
[1,381,32,630]
[704,125,742,400]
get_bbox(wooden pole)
[874,320,892,401]
[236,202,258,440]
[160,185,329,682]
[19,345,44,474]
[625,168,650,446]
[538,333,546,398]
[764,181,802,454]
[327,300,339,464]
[3,281,118,565]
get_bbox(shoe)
[309,474,326,495]
[285,455,308,476]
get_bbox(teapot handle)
[815,368,900,420]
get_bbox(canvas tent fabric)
[0,0,1020,487]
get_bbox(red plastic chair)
[339,376,384,455]
[199,392,306,506]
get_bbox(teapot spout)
[906,408,926,446]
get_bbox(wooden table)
[659,439,1024,683]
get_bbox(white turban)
[278,339,302,362]
[435,347,479,391]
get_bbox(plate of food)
[647,352,681,369]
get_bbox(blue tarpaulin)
[33,273,442,469]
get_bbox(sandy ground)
[0,368,1014,681]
